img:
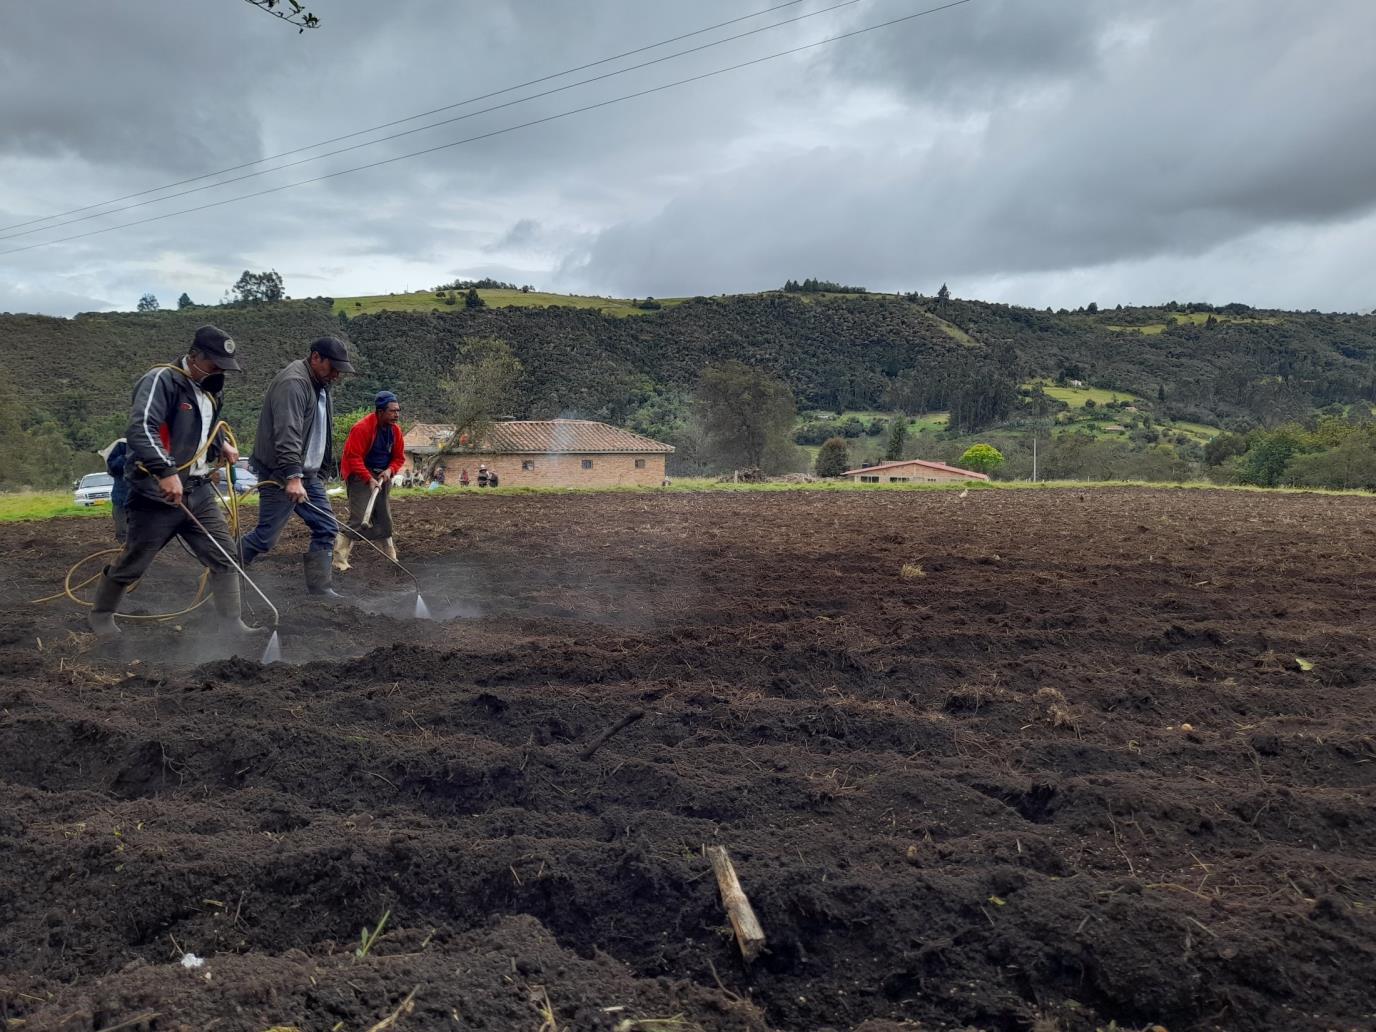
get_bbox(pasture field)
[1104,312,1283,335]
[1039,382,1144,408]
[333,288,687,318]
[1,488,1373,1030]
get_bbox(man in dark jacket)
[241,337,355,595]
[334,390,405,571]
[88,325,254,639]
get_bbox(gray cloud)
[822,0,1133,108]
[0,3,279,170]
[0,282,113,316]
[569,0,1376,307]
[1,0,1374,316]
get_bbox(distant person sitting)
[459,468,470,487]
[477,464,492,487]
[428,464,446,490]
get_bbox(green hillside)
[1,289,1374,489]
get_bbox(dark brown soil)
[2,487,1374,1032]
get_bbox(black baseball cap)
[309,336,356,373]
[192,324,242,372]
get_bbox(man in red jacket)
[335,391,406,571]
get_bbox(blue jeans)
[241,474,338,563]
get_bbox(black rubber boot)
[303,550,342,598]
[88,571,125,640]
[209,571,260,634]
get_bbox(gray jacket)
[249,359,334,483]
[124,360,228,504]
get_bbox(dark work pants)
[112,503,128,544]
[346,472,392,540]
[105,484,234,586]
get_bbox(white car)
[74,472,115,506]
[215,461,260,497]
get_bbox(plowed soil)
[1,487,1374,1032]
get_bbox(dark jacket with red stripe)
[340,411,406,483]
[123,360,227,504]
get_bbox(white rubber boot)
[332,534,353,572]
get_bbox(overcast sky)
[2,0,1373,317]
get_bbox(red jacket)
[341,412,406,482]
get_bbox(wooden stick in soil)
[705,845,766,963]
[365,985,419,1032]
[579,708,644,760]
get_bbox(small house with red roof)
[842,458,989,484]
[402,419,673,487]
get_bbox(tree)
[332,407,371,460]
[1236,428,1304,487]
[945,358,1017,434]
[695,360,798,472]
[230,269,285,304]
[438,338,523,455]
[136,293,159,312]
[177,292,194,310]
[960,443,1005,476]
[1287,435,1376,490]
[937,283,950,303]
[1203,431,1247,466]
[815,437,850,478]
[464,288,486,309]
[1086,301,1098,314]
[885,416,907,461]
[241,0,320,32]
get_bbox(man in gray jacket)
[241,337,355,595]
[88,325,256,639]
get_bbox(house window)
[634,458,646,469]
[889,477,910,483]
[860,475,880,483]
[581,459,594,470]
[522,460,534,471]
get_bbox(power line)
[0,0,814,235]
[0,0,974,259]
[0,0,867,243]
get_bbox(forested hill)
[1,292,1374,486]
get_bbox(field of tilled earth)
[1,487,1374,1032]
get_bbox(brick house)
[402,419,673,488]
[842,458,990,484]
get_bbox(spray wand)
[173,498,283,662]
[295,497,432,619]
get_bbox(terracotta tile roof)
[404,419,673,455]
[402,423,457,451]
[842,458,990,481]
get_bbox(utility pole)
[1032,431,1038,483]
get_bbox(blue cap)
[375,390,398,409]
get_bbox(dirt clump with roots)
[1,487,1374,1031]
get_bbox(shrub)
[814,437,851,478]
[959,443,1005,476]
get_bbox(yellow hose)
[30,420,245,621]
